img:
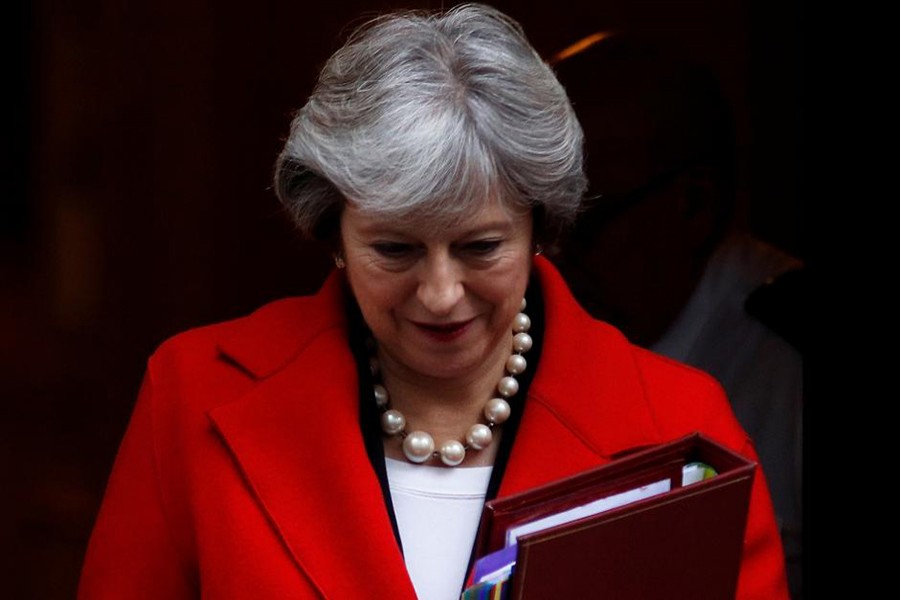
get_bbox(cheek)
[347,268,387,313]
[346,267,413,326]
[481,257,532,314]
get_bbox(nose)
[416,250,465,316]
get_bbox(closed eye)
[460,239,502,257]
[372,242,417,259]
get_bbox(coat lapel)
[208,274,416,598]
[500,258,665,496]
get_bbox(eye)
[460,239,502,257]
[372,242,416,259]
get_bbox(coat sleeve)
[78,367,196,600]
[635,347,790,599]
[733,433,791,600]
[644,350,790,599]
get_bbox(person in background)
[551,32,803,597]
[78,6,789,599]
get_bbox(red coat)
[78,257,788,599]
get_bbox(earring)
[534,244,544,256]
[333,253,346,269]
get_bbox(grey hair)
[274,3,586,240]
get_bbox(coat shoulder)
[532,255,751,455]
[630,345,753,451]
[631,345,725,403]
[150,272,346,383]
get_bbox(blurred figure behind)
[551,33,803,598]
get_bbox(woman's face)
[340,200,533,383]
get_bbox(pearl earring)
[333,253,346,269]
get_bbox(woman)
[78,4,788,599]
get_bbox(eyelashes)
[372,242,416,259]
[461,239,502,257]
[370,239,503,262]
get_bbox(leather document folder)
[471,433,756,599]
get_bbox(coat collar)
[498,258,663,494]
[209,277,417,597]
[531,256,662,455]
[209,257,663,595]
[217,271,347,379]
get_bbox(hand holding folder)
[464,433,756,600]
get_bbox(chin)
[415,357,479,380]
[409,347,489,381]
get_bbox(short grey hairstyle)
[274,3,586,240]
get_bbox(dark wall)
[2,1,801,597]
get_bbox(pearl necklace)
[372,299,533,467]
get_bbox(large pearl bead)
[380,409,406,435]
[506,354,526,375]
[466,423,493,450]
[403,431,435,463]
[497,376,519,398]
[513,313,531,333]
[373,384,389,408]
[484,398,511,425]
[513,332,533,353]
[439,440,466,466]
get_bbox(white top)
[385,458,493,600]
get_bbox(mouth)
[412,318,476,342]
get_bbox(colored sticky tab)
[460,576,511,600]
[473,544,517,583]
[682,461,718,486]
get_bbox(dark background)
[2,0,802,597]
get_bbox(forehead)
[341,199,531,239]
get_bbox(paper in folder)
[465,433,756,600]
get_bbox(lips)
[412,318,476,342]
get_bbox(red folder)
[472,433,755,599]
